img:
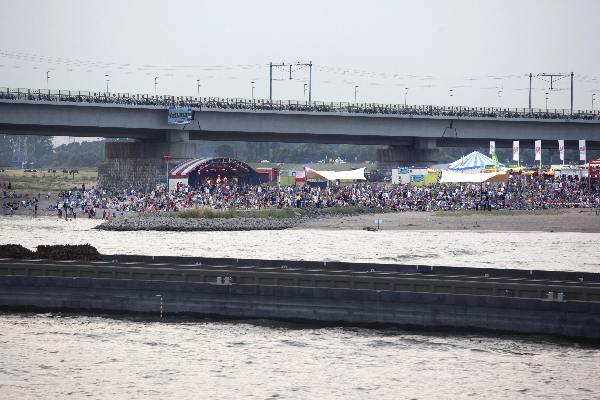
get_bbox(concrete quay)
[1,257,599,339]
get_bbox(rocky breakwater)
[95,207,383,232]
[95,215,305,232]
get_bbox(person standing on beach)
[63,198,69,221]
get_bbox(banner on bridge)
[512,141,520,162]
[535,140,542,161]
[168,107,193,125]
[579,140,587,162]
[558,140,565,162]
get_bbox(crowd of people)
[2,88,600,121]
[3,173,599,218]
[1,182,40,216]
[162,174,600,212]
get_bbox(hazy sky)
[1,0,599,110]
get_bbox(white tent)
[305,167,366,181]
[439,170,508,183]
[448,151,499,171]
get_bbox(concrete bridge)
[1,88,600,188]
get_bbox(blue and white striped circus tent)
[448,151,499,171]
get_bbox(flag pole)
[539,141,542,172]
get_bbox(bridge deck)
[2,87,600,146]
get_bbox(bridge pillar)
[98,132,196,192]
[165,130,190,143]
[376,138,440,168]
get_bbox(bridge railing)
[1,87,599,121]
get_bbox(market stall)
[439,170,508,183]
[448,151,501,171]
[305,167,367,181]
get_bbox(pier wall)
[1,273,599,339]
[97,137,196,191]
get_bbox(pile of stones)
[0,244,102,261]
[95,215,303,231]
[0,244,36,259]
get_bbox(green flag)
[492,153,500,172]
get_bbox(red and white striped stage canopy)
[169,158,254,179]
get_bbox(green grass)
[176,207,301,219]
[0,169,97,192]
[175,205,384,219]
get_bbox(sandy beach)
[299,209,600,233]
[4,205,599,233]
[1,212,599,272]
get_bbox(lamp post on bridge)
[154,76,158,95]
[404,87,408,106]
[593,93,596,111]
[46,71,50,89]
[528,72,532,111]
[251,81,255,102]
[354,85,359,103]
[545,92,549,111]
[197,79,201,97]
[105,74,110,94]
[303,83,307,99]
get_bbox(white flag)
[579,140,587,162]
[489,140,495,155]
[558,140,565,162]
[534,140,542,161]
[512,141,520,162]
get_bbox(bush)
[177,207,303,219]
[0,244,36,259]
[177,207,237,219]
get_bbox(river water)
[1,216,600,398]
[1,313,599,400]
[0,216,599,271]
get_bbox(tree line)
[210,141,380,163]
[0,135,104,168]
[0,135,596,168]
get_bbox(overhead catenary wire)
[1,49,598,109]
